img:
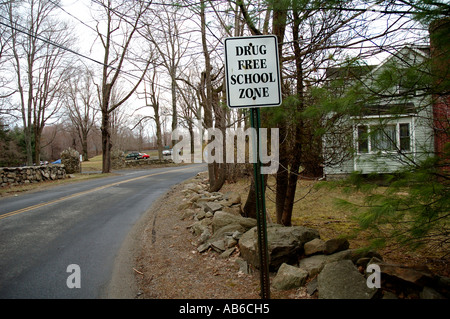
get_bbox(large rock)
[239,224,319,271]
[304,238,326,256]
[189,218,211,236]
[208,224,247,244]
[370,260,435,287]
[324,238,350,255]
[211,211,256,233]
[223,191,241,205]
[203,202,223,214]
[318,260,378,299]
[272,263,308,291]
[298,249,378,277]
[298,254,329,277]
[222,205,242,216]
[420,287,446,299]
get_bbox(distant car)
[140,153,149,159]
[162,149,172,156]
[126,152,141,160]
[52,159,61,164]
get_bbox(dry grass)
[80,150,160,172]
[221,176,364,240]
[81,154,103,172]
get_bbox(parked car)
[140,153,149,159]
[162,149,172,156]
[126,152,141,160]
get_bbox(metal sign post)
[250,107,271,299]
[224,35,281,299]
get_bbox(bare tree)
[65,66,99,161]
[144,2,193,148]
[177,68,203,156]
[91,0,152,173]
[136,67,165,160]
[6,0,74,165]
[0,5,15,120]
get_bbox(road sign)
[224,35,281,108]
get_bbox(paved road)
[0,164,206,299]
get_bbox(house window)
[355,122,411,154]
[371,125,396,152]
[357,125,369,153]
[399,123,410,151]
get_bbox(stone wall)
[125,158,174,167]
[0,165,66,187]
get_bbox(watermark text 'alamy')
[171,125,279,175]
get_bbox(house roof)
[325,45,430,81]
[361,102,416,116]
[368,45,430,75]
[325,64,376,81]
[325,45,430,117]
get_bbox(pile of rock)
[180,174,255,259]
[111,149,126,169]
[271,237,381,298]
[61,148,80,174]
[239,224,320,271]
[180,174,449,299]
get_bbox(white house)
[323,45,436,180]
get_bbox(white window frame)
[354,118,414,155]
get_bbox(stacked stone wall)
[125,158,173,167]
[0,165,66,187]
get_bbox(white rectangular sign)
[224,35,282,108]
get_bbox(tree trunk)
[243,174,257,219]
[279,8,304,226]
[275,131,289,223]
[101,110,112,173]
[81,130,89,161]
[276,4,308,226]
[155,110,163,160]
[34,129,41,165]
[171,69,178,147]
[200,0,216,190]
[188,122,194,158]
[243,172,268,219]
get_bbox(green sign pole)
[250,107,270,299]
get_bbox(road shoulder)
[102,188,161,299]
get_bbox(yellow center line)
[0,166,195,221]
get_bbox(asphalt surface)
[0,164,206,299]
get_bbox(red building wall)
[430,18,449,167]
